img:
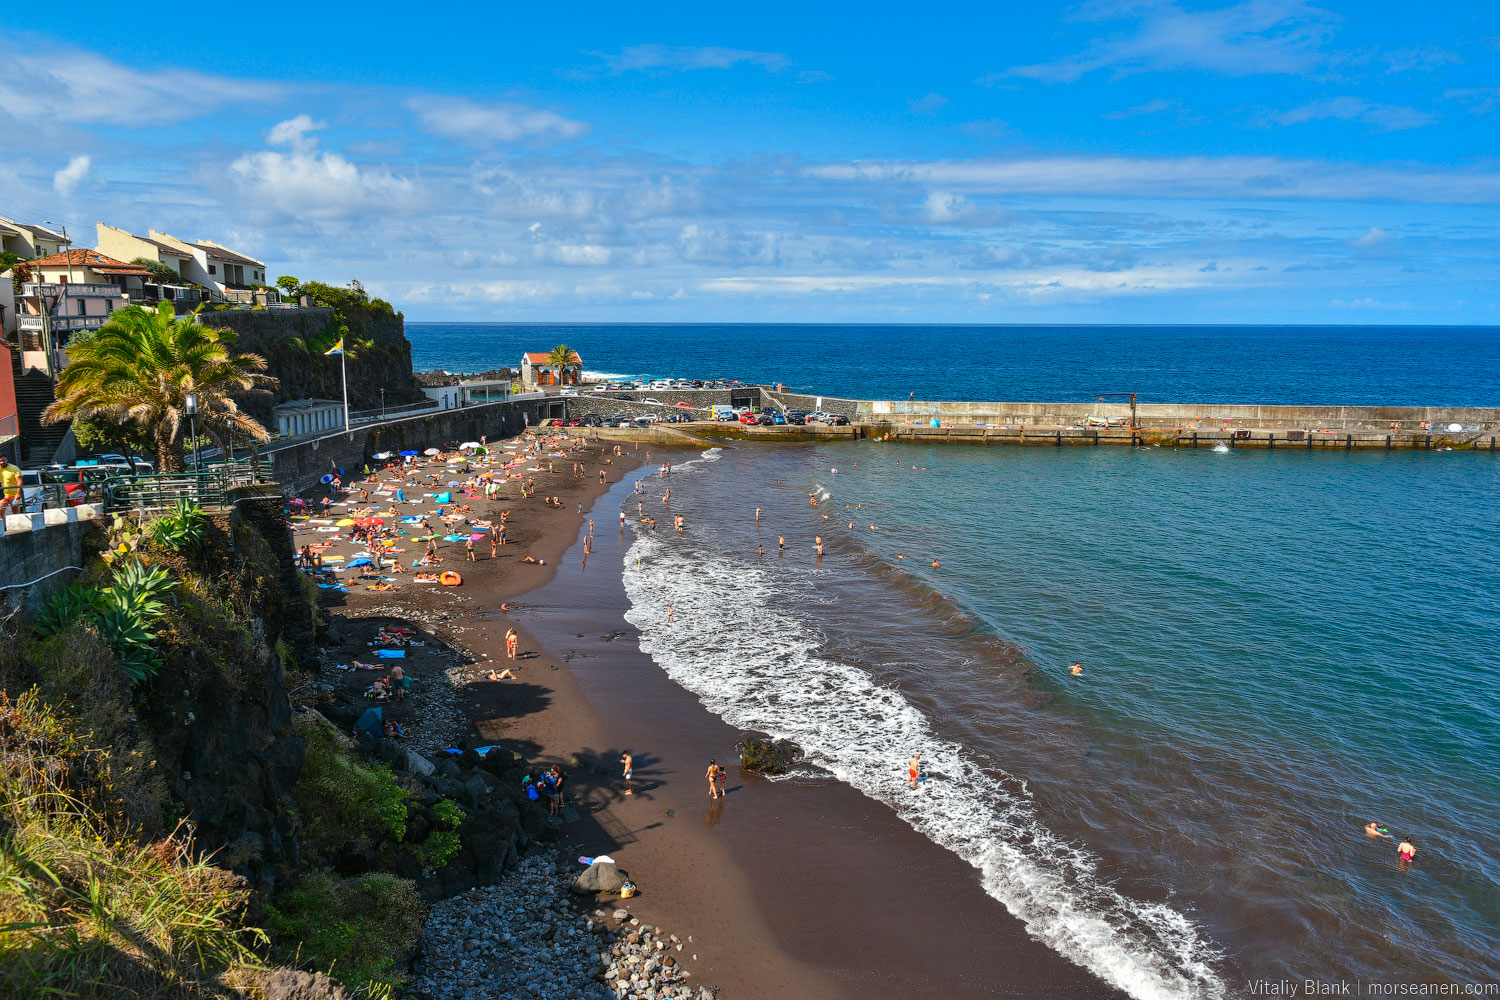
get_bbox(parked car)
[633,414,660,426]
[785,410,810,425]
[665,412,692,423]
[756,413,775,426]
[738,412,759,425]
[643,398,663,406]
[581,414,603,427]
[770,412,788,424]
[564,418,583,427]
[824,413,850,426]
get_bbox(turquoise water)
[619,441,1500,995]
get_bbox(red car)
[738,412,759,424]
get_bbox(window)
[208,264,217,275]
[76,299,85,315]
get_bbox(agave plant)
[32,582,104,637]
[33,560,176,684]
[145,500,207,552]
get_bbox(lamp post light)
[380,388,385,421]
[184,393,199,472]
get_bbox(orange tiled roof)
[30,249,151,276]
[524,351,581,365]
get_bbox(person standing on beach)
[621,752,633,796]
[620,510,626,528]
[505,628,518,660]
[706,760,723,800]
[908,753,921,788]
[466,539,475,562]
[491,533,498,559]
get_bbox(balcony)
[23,282,125,298]
[18,315,106,334]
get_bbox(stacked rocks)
[417,853,718,1000]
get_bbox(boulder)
[570,861,627,895]
[236,967,352,1000]
[405,750,436,776]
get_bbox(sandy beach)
[304,432,1117,999]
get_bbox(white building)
[148,231,272,299]
[0,217,66,260]
[421,385,462,410]
[274,399,345,437]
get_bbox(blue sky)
[2,1,1498,322]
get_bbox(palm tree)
[545,344,579,386]
[43,302,277,473]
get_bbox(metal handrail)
[102,465,265,514]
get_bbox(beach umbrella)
[346,557,374,568]
[459,441,480,449]
[424,448,441,456]
[335,518,356,527]
[287,497,308,506]
[399,450,419,457]
[373,451,393,459]
[356,517,385,527]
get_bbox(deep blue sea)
[411,323,1500,997]
[406,323,1500,407]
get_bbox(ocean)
[406,322,1500,407]
[409,323,1500,997]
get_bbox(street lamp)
[380,388,385,420]
[184,393,199,472]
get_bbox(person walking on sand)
[706,760,724,800]
[505,628,518,660]
[621,752,634,795]
[908,753,921,788]
[466,539,475,562]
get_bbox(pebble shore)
[417,853,718,1000]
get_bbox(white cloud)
[918,191,1013,227]
[52,155,92,196]
[594,45,790,74]
[0,43,283,125]
[229,144,419,221]
[1104,97,1180,119]
[1446,87,1500,115]
[908,93,949,114]
[1267,96,1434,131]
[267,114,326,147]
[406,97,587,144]
[804,154,1500,204]
[999,0,1340,83]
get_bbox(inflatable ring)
[439,571,462,586]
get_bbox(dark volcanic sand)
[326,433,1118,999]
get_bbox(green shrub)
[294,716,408,860]
[417,798,466,868]
[265,870,421,999]
[0,690,264,998]
[31,560,176,684]
[146,500,207,552]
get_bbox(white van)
[709,405,736,421]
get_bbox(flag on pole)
[325,339,343,355]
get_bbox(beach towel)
[375,649,406,659]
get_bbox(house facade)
[93,224,204,308]
[148,231,271,299]
[519,350,582,389]
[0,217,66,260]
[15,250,142,374]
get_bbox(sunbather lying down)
[522,556,546,565]
[487,667,516,680]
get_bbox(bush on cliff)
[293,715,408,861]
[0,689,264,998]
[265,870,421,1000]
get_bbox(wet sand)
[327,437,1118,998]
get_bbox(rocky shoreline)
[417,853,715,1000]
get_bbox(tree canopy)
[43,302,277,472]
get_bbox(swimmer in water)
[1366,822,1393,839]
[814,535,823,555]
[1068,663,1083,676]
[778,535,785,552]
[1397,836,1417,863]
[931,560,940,569]
[755,506,761,523]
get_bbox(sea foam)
[620,452,1228,1000]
